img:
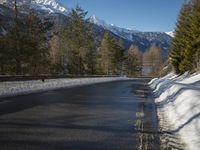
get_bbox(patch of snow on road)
[0,77,127,98]
[149,73,200,150]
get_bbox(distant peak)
[90,15,97,20]
[165,31,174,37]
[32,0,69,15]
[126,27,132,31]
[1,0,69,15]
[89,15,109,28]
[89,15,100,23]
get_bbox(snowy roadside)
[149,73,200,150]
[0,77,127,98]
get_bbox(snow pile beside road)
[0,77,126,98]
[149,73,200,150]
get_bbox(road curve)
[0,79,160,150]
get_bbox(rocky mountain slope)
[90,15,172,55]
[0,0,69,14]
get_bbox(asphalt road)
[0,79,160,150]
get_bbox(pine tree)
[0,36,10,74]
[171,0,200,73]
[24,12,53,74]
[61,5,95,74]
[111,39,124,74]
[170,1,192,74]
[189,0,200,71]
[0,11,53,75]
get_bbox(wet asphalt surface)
[0,79,160,150]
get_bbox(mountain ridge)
[89,15,172,42]
[31,0,69,15]
[89,15,172,56]
[0,0,69,14]
[0,1,172,57]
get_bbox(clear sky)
[59,0,184,32]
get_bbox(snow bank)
[0,77,127,98]
[149,73,200,150]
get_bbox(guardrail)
[0,75,120,82]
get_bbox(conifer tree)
[0,11,53,75]
[171,0,200,73]
[0,36,10,74]
[189,0,200,71]
[23,12,53,74]
[111,39,124,74]
[170,2,192,73]
[61,5,95,74]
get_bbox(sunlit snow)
[149,73,200,150]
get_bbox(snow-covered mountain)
[89,15,172,58]
[31,0,69,15]
[0,1,172,57]
[89,15,171,44]
[89,15,108,28]
[1,0,69,15]
[165,31,175,37]
[89,15,139,41]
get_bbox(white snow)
[165,31,174,37]
[31,0,69,15]
[89,15,110,28]
[89,15,139,42]
[0,77,127,98]
[1,0,69,15]
[149,73,200,150]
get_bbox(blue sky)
[59,0,184,32]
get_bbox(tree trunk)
[16,60,22,75]
[0,63,5,75]
[14,0,18,19]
